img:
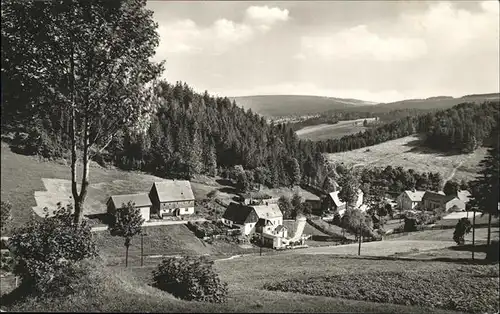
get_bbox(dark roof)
[109,193,152,208]
[423,191,456,203]
[222,203,254,225]
[275,225,287,232]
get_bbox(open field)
[325,135,488,182]
[296,118,377,141]
[3,225,498,312]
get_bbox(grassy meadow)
[295,118,377,141]
[325,135,488,182]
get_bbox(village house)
[149,180,195,218]
[422,191,466,212]
[107,193,152,222]
[324,189,363,216]
[396,190,425,211]
[221,202,283,235]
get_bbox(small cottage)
[149,180,195,218]
[107,193,152,222]
[325,189,364,216]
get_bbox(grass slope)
[231,95,374,117]
[325,135,487,183]
[0,142,235,234]
[2,256,465,313]
[296,118,377,141]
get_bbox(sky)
[147,1,500,103]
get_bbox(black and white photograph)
[1,0,499,312]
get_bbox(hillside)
[230,95,375,117]
[232,93,499,118]
[296,118,376,141]
[375,93,500,111]
[324,135,488,183]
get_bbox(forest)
[312,101,499,154]
[3,80,498,191]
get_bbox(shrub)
[453,218,472,245]
[8,203,97,295]
[152,256,228,303]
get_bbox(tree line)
[311,101,499,154]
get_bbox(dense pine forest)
[2,79,498,191]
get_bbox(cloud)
[300,25,427,61]
[298,1,499,62]
[155,5,289,57]
[245,5,289,32]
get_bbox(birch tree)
[2,0,164,224]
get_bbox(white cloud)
[300,25,427,61]
[245,5,290,28]
[298,1,499,62]
[155,5,289,57]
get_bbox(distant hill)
[374,93,500,111]
[231,93,500,117]
[230,95,376,117]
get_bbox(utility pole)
[141,233,147,267]
[472,209,476,261]
[358,219,362,256]
[260,228,263,256]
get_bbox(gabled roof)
[457,190,471,203]
[109,193,152,208]
[222,203,253,225]
[152,180,195,202]
[329,191,345,207]
[404,190,425,202]
[275,225,287,233]
[423,191,456,203]
[251,203,283,219]
[328,189,363,206]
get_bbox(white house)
[327,189,364,216]
[396,190,425,211]
[221,202,283,236]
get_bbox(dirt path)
[441,160,465,189]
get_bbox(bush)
[453,218,472,245]
[8,203,97,295]
[152,256,228,303]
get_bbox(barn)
[107,193,152,222]
[149,180,195,218]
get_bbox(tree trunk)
[125,244,129,268]
[487,213,492,246]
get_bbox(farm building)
[396,190,425,211]
[107,193,152,222]
[422,192,466,212]
[149,180,195,218]
[221,202,283,235]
